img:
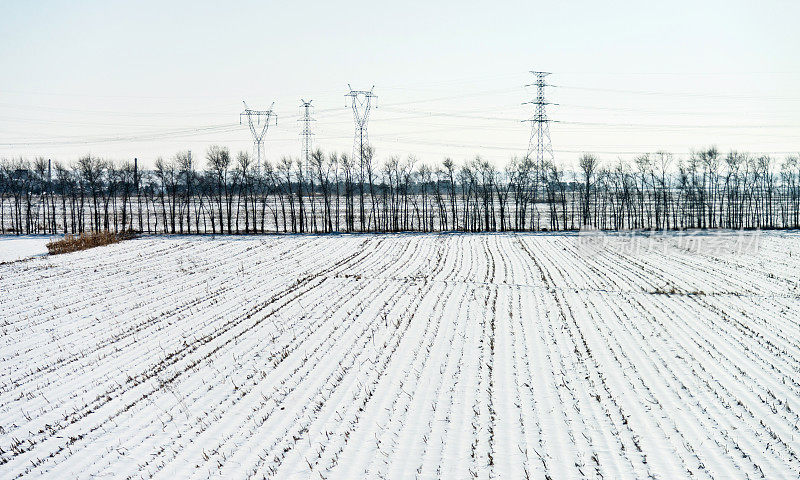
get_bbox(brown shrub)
[46,231,136,255]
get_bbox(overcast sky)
[1,0,798,169]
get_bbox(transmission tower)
[523,71,555,177]
[345,85,377,169]
[299,99,315,172]
[240,101,277,165]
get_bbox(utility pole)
[240,101,277,165]
[299,99,315,172]
[523,71,555,178]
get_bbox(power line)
[367,106,800,131]
[0,123,241,147]
[549,84,800,101]
[557,120,800,129]
[374,136,799,157]
[380,106,519,122]
[0,101,234,117]
[380,86,519,108]
[553,103,799,118]
[553,71,800,77]
[3,73,799,156]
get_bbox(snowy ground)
[0,235,54,263]
[2,232,800,479]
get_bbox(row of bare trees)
[2,146,799,235]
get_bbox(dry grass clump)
[47,231,135,255]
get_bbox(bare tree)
[206,145,231,233]
[579,153,599,226]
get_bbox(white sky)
[1,0,798,169]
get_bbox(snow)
[0,235,53,263]
[1,232,799,479]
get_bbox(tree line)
[2,145,799,235]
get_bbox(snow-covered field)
[0,236,53,263]
[2,232,800,479]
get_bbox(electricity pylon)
[345,85,376,170]
[523,71,555,177]
[240,101,277,165]
[345,85,377,232]
[299,99,315,172]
